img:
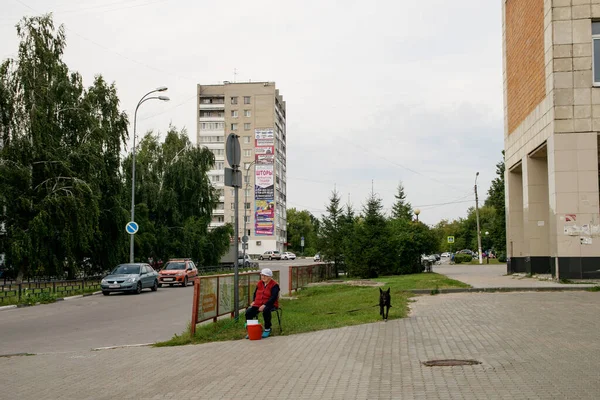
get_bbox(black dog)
[379,287,391,321]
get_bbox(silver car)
[101,263,159,295]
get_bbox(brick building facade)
[503,0,600,279]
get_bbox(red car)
[158,258,198,287]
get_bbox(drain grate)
[422,359,481,367]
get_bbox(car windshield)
[111,265,140,275]
[164,262,186,270]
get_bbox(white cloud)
[1,0,505,225]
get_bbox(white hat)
[260,268,273,277]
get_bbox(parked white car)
[313,253,321,262]
[281,252,296,260]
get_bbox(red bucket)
[247,324,263,340]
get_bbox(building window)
[231,110,238,118]
[200,122,225,130]
[244,110,251,117]
[244,162,251,170]
[231,97,238,104]
[243,136,251,144]
[244,175,250,184]
[244,123,251,130]
[593,22,600,85]
[245,202,251,209]
[244,216,250,223]
[231,123,238,130]
[245,189,251,197]
[231,203,235,210]
[231,216,235,224]
[215,162,224,169]
[244,149,252,157]
[244,96,251,104]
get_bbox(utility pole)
[242,160,256,269]
[225,134,242,319]
[475,172,483,265]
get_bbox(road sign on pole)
[226,133,241,168]
[447,236,455,244]
[126,221,139,235]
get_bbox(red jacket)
[253,279,279,309]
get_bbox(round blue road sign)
[126,221,139,234]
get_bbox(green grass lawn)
[155,272,469,347]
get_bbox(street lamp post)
[241,160,256,268]
[485,231,490,264]
[474,172,483,265]
[130,87,169,263]
[414,208,421,222]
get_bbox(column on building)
[522,148,551,274]
[506,164,525,273]
[548,132,600,279]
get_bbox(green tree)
[484,152,506,255]
[319,189,344,276]
[286,208,317,255]
[345,192,392,278]
[0,15,128,280]
[123,126,222,263]
[390,182,412,220]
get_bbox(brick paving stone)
[0,291,599,399]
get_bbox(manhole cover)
[422,359,481,367]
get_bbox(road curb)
[92,343,154,351]
[0,290,103,311]
[408,286,598,295]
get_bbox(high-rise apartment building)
[197,82,287,254]
[502,0,600,279]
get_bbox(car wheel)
[134,282,142,294]
[182,276,188,287]
[269,256,272,260]
[158,283,163,288]
[102,291,110,296]
[151,280,158,292]
[259,256,263,260]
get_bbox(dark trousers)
[245,306,273,330]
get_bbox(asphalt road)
[0,258,319,355]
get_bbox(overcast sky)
[1,0,505,226]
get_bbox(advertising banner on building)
[254,128,275,236]
[255,165,274,199]
[256,154,275,164]
[255,200,275,236]
[255,146,274,155]
[255,128,274,141]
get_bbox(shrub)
[498,252,507,262]
[454,254,472,264]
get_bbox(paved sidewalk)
[433,263,597,288]
[1,291,599,399]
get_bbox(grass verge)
[0,286,100,307]
[155,272,469,347]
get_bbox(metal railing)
[0,278,102,305]
[190,270,281,335]
[288,264,336,294]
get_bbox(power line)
[333,134,468,192]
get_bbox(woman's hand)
[258,305,265,312]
